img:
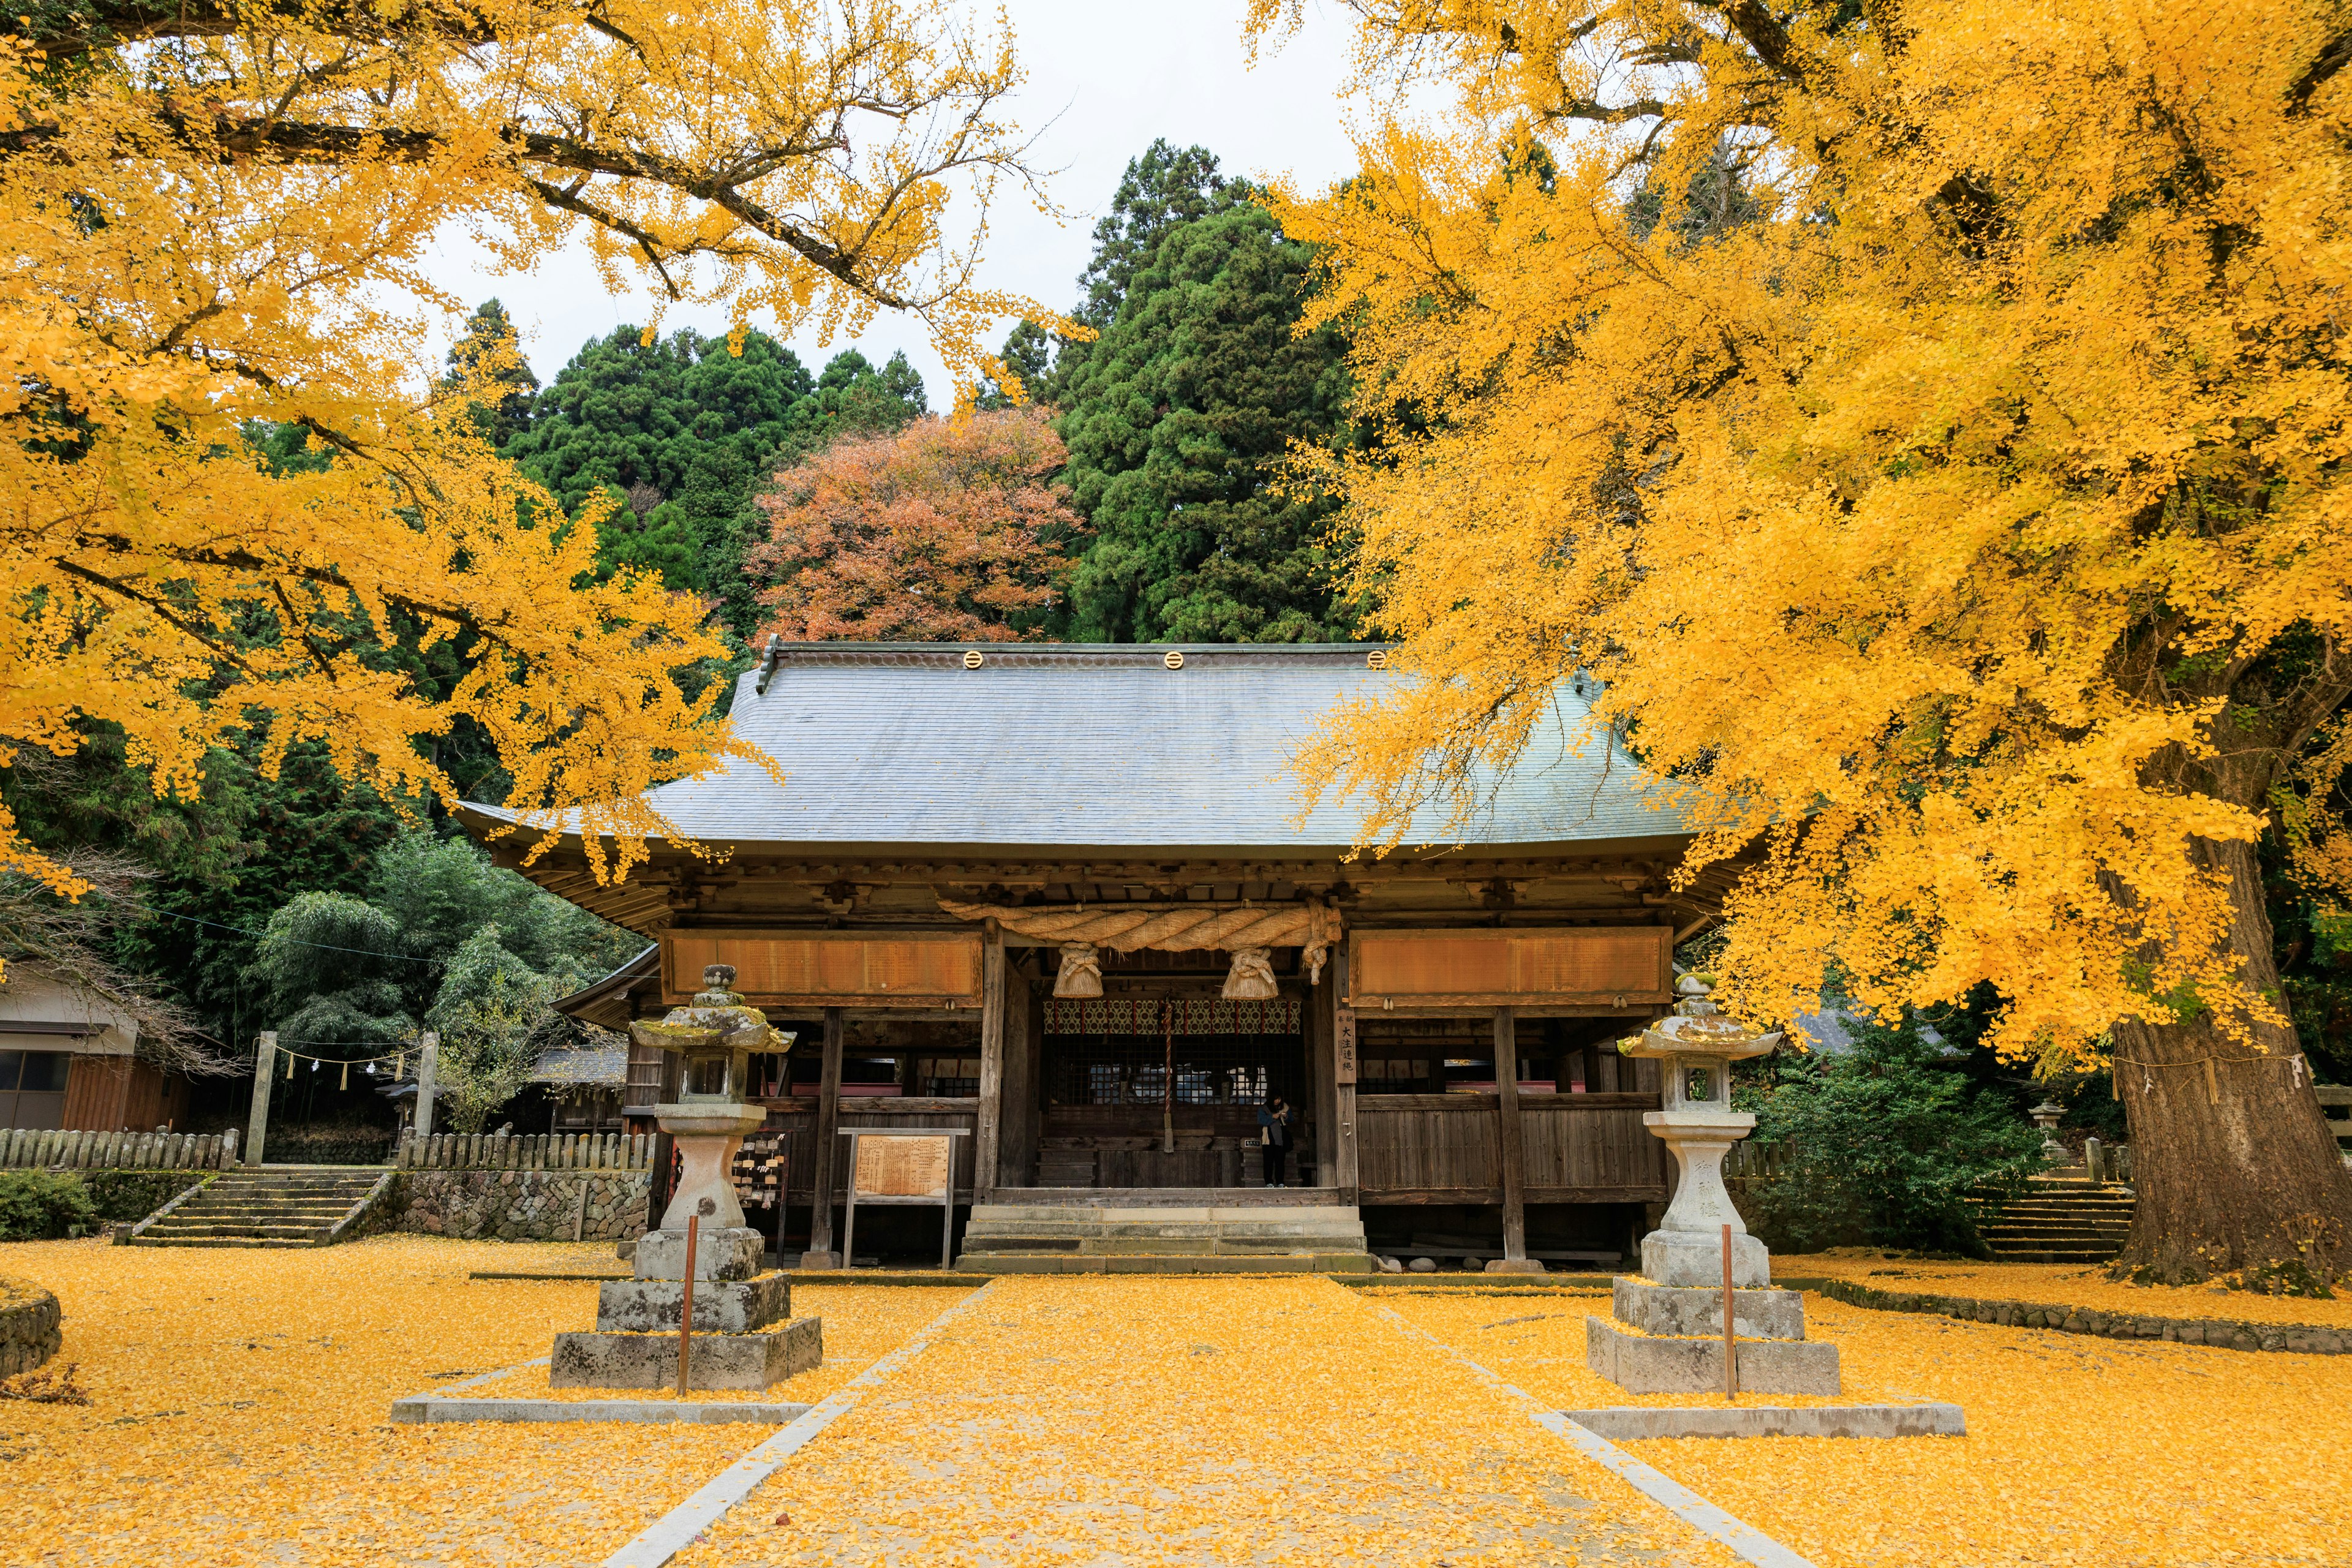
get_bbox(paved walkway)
[669,1276,1736,1567]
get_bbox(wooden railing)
[2320,1085,2351,1145]
[0,1128,238,1170]
[397,1131,656,1172]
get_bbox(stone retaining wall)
[0,1278,61,1378]
[1789,1275,2349,1355]
[391,1170,650,1243]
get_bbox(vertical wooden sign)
[1334,1006,1358,1086]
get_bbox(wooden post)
[973,920,1006,1199]
[1494,1008,1529,1264]
[1333,948,1359,1197]
[1308,962,1339,1188]
[1722,1221,1737,1400]
[414,1031,440,1140]
[800,1007,846,1268]
[245,1031,277,1167]
[679,1212,699,1396]
[998,955,1038,1188]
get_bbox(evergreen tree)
[1053,198,1359,643]
[502,329,926,616]
[442,300,540,448]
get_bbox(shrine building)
[463,641,1723,1270]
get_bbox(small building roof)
[464,644,1694,858]
[532,1040,628,1090]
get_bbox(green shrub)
[87,1170,206,1223]
[1735,1014,2046,1256]
[0,1171,96,1241]
[265,1124,397,1165]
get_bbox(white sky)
[420,1,1368,404]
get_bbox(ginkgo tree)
[1254,0,2352,1284]
[1,0,1066,919]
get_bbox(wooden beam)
[1494,1007,1528,1264]
[799,1008,846,1268]
[973,919,1006,1201]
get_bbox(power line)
[146,907,439,964]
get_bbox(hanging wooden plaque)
[1346,927,1673,1008]
[1334,1006,1359,1086]
[661,931,983,1006]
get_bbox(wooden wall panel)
[1356,1096,1501,1199]
[60,1055,129,1132]
[1519,1098,1668,1194]
[1356,1091,1667,1202]
[1349,927,1673,1008]
[663,932,983,1006]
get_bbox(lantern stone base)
[634,1226,766,1282]
[549,1317,823,1392]
[1642,1229,1770,1289]
[1585,1316,1841,1395]
[595,1273,792,1335]
[1613,1276,1808,1340]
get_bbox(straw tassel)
[2204,1057,2218,1105]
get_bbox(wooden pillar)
[1333,948,1359,1197]
[973,920,1006,1199]
[1309,966,1339,1188]
[998,953,1039,1188]
[1494,1006,1536,1269]
[245,1031,277,1167]
[800,1007,846,1268]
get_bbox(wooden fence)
[0,1128,238,1170]
[397,1131,655,1172]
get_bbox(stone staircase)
[127,1167,394,1249]
[1977,1175,2135,1263]
[956,1191,1373,1274]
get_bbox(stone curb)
[1566,1403,1966,1441]
[0,1280,61,1379]
[1782,1276,2351,1355]
[1354,1295,1813,1568]
[390,1395,813,1425]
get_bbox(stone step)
[969,1213,1354,1232]
[960,1220,1366,1241]
[127,1235,320,1249]
[954,1251,1377,1276]
[141,1223,336,1240]
[1990,1249,2122,1263]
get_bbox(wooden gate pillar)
[800,1007,846,1270]
[973,919,1006,1200]
[1494,1007,1529,1264]
[1333,948,1359,1198]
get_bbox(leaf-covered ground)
[1392,1286,2352,1567]
[671,1275,1738,1567]
[1774,1251,2352,1327]
[0,1237,960,1567]
[7,1242,2338,1566]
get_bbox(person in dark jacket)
[1259,1095,1295,1186]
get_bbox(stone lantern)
[1583,973,1841,1395]
[629,964,780,1272]
[549,963,821,1392]
[2029,1100,2068,1163]
[1619,973,1783,1290]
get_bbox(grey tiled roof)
[480,644,1695,854]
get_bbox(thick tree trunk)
[2112,834,2352,1287]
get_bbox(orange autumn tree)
[1253,0,2352,1284]
[748,407,1082,642]
[1,0,1068,911]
